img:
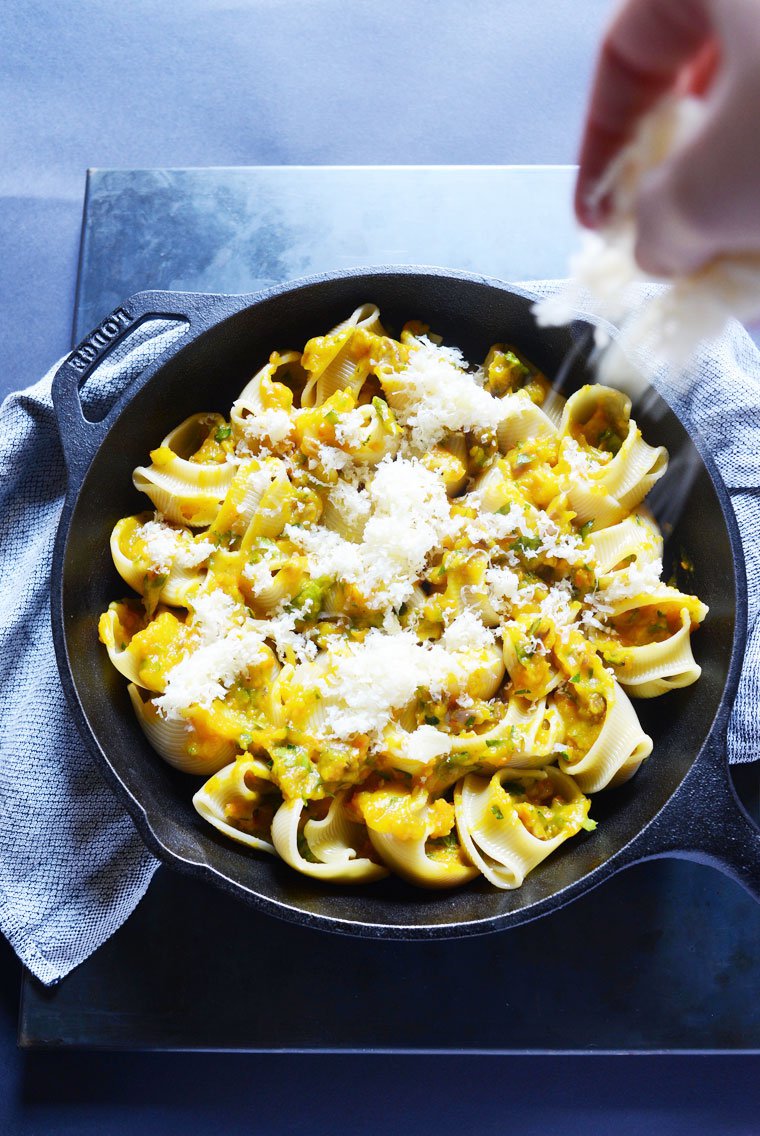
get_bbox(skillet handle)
[52,290,224,485]
[644,736,760,903]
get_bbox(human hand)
[575,0,760,277]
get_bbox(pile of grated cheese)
[149,331,618,749]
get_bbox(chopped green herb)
[214,424,232,442]
[510,534,542,554]
[464,715,476,728]
[579,520,594,540]
[371,396,393,428]
[598,427,622,454]
[570,673,581,684]
[324,410,339,425]
[491,805,504,820]
[424,715,440,726]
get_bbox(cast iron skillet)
[51,266,760,938]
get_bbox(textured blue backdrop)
[0,0,610,389]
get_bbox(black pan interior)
[58,272,736,933]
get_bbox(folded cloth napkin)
[0,287,758,986]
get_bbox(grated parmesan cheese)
[242,560,273,596]
[333,408,368,448]
[241,408,294,446]
[559,437,604,477]
[326,480,371,531]
[155,625,268,719]
[264,609,318,664]
[287,455,455,610]
[539,579,577,628]
[389,338,506,451]
[138,516,214,573]
[598,557,665,604]
[485,565,526,611]
[315,626,489,741]
[441,611,495,653]
[156,592,266,719]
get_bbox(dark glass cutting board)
[20,167,760,1051]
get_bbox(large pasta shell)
[231,351,303,424]
[496,390,558,453]
[613,607,703,698]
[422,433,469,496]
[367,829,478,889]
[301,304,384,407]
[110,514,212,609]
[271,796,388,882]
[558,681,653,792]
[454,767,587,889]
[560,387,667,525]
[585,511,662,573]
[98,603,147,686]
[133,413,235,527]
[193,758,278,853]
[128,684,237,774]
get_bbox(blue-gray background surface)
[2,2,759,1134]
[1,0,611,390]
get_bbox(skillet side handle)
[52,290,223,487]
[643,736,760,904]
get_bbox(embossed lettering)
[68,308,133,373]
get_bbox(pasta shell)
[240,472,297,544]
[271,796,388,882]
[558,681,653,792]
[128,684,237,774]
[193,758,278,854]
[454,767,588,889]
[423,433,469,496]
[301,304,384,407]
[560,387,667,526]
[133,413,235,527]
[231,351,302,423]
[496,391,558,453]
[613,607,703,697]
[586,511,662,573]
[368,829,478,889]
[98,604,146,686]
[110,515,149,594]
[446,697,563,772]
